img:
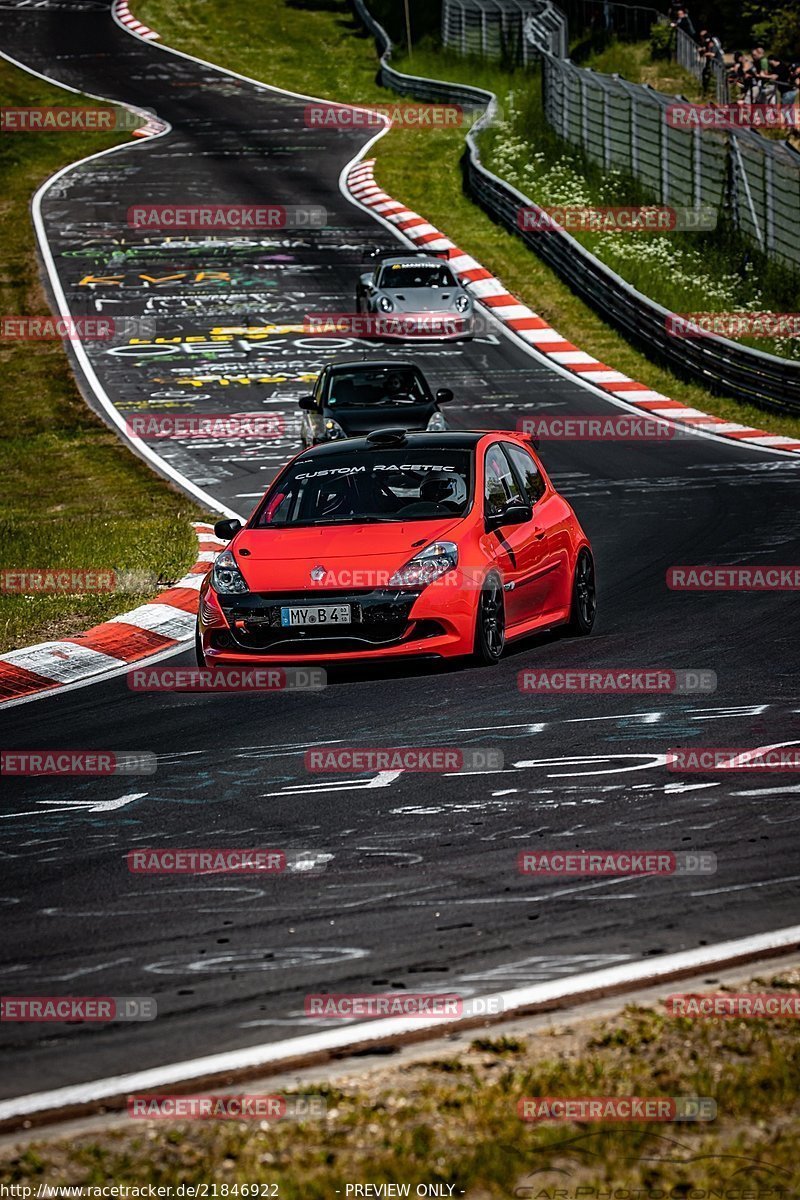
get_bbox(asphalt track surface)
[1,0,800,1103]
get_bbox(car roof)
[378,255,447,267]
[297,431,491,458]
[325,359,422,374]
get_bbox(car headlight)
[455,294,470,312]
[324,418,347,439]
[426,411,447,431]
[211,548,249,594]
[378,295,394,312]
[389,541,458,588]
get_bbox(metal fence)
[559,0,662,43]
[442,0,567,65]
[350,0,800,414]
[542,54,800,269]
[674,25,728,104]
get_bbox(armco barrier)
[351,0,800,416]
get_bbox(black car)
[298,360,453,447]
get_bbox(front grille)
[220,589,423,652]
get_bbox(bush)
[751,10,800,60]
[649,22,673,60]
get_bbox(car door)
[503,442,567,622]
[481,444,536,627]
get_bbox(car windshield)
[379,264,456,289]
[254,448,472,526]
[325,367,430,409]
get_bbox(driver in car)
[382,372,414,403]
[419,476,462,512]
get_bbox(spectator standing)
[782,63,800,107]
[767,57,793,101]
[671,7,697,42]
[728,50,746,91]
[698,29,724,94]
[751,45,772,101]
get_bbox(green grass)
[478,69,800,359]
[134,0,800,440]
[0,60,206,653]
[576,38,704,99]
[2,973,799,1191]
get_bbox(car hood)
[328,402,435,435]
[382,288,465,312]
[230,518,463,590]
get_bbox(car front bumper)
[198,575,478,663]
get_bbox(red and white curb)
[0,524,221,706]
[346,159,800,456]
[111,0,166,136]
[112,0,160,42]
[131,112,168,139]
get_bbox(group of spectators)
[669,4,800,105]
[728,46,799,106]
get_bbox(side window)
[484,445,522,516]
[505,443,546,505]
[314,372,326,406]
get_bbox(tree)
[696,1,800,55]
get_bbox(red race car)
[196,429,595,667]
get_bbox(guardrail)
[351,0,800,415]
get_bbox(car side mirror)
[436,388,454,403]
[298,395,316,411]
[214,518,243,541]
[485,502,532,532]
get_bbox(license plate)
[280,604,352,627]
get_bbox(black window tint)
[484,445,522,516]
[504,443,546,505]
[254,448,473,527]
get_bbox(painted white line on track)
[0,923,798,1123]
